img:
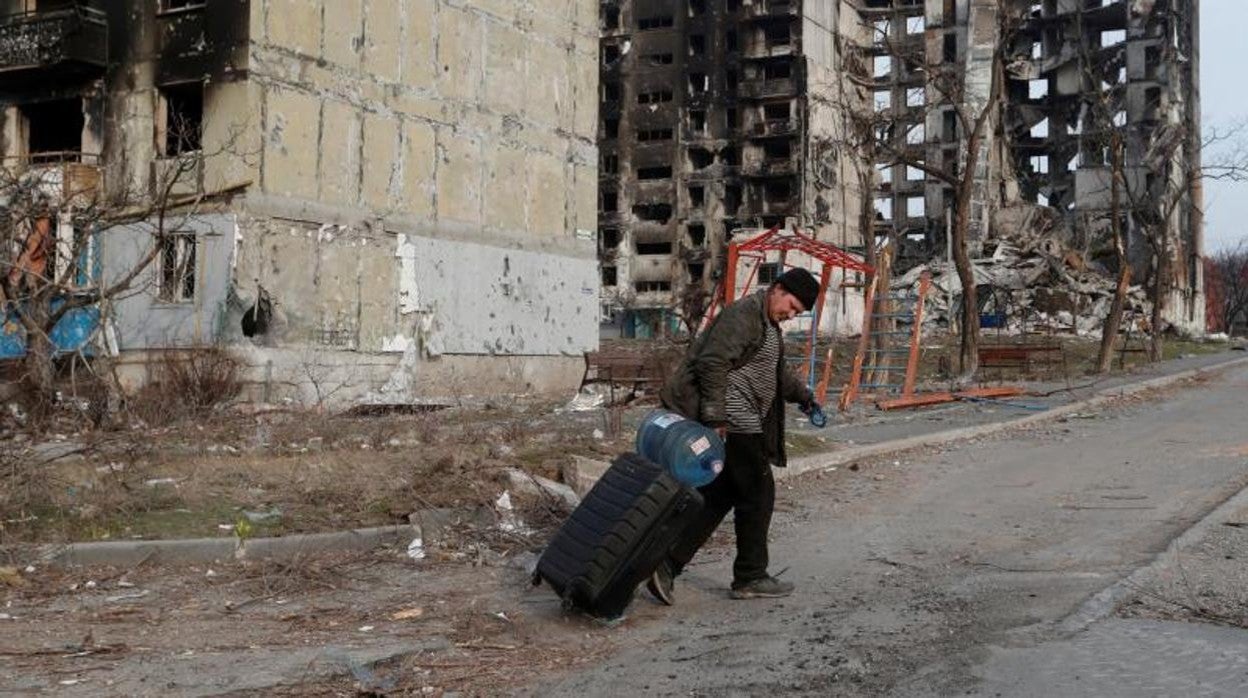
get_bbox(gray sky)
[1201,1,1248,252]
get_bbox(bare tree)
[840,1,1021,379]
[0,115,251,405]
[1208,241,1248,336]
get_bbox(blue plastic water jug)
[635,409,726,488]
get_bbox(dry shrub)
[128,347,244,425]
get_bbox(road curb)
[780,353,1248,481]
[29,525,416,568]
[1058,463,1248,633]
[17,354,1248,569]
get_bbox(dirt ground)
[0,335,1230,550]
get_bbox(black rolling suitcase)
[534,452,703,619]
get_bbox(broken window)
[722,147,741,167]
[689,185,705,207]
[904,123,924,145]
[602,82,621,102]
[689,147,713,169]
[601,228,621,249]
[637,129,674,142]
[873,19,890,45]
[638,15,674,31]
[636,166,672,181]
[688,73,708,94]
[644,52,674,66]
[635,280,672,293]
[1030,155,1049,174]
[943,33,957,62]
[690,110,708,134]
[874,90,891,112]
[726,30,738,52]
[906,16,924,34]
[1031,118,1049,138]
[906,164,924,181]
[20,98,84,161]
[1031,41,1042,59]
[637,89,673,104]
[1028,79,1048,100]
[874,55,892,78]
[604,117,619,139]
[687,223,706,246]
[763,140,791,160]
[726,70,738,94]
[602,6,620,30]
[726,108,738,129]
[687,263,705,281]
[602,190,618,212]
[906,196,925,218]
[690,35,707,56]
[763,62,791,80]
[875,197,893,221]
[602,153,619,175]
[764,103,789,121]
[603,45,621,66]
[758,263,781,284]
[877,163,893,185]
[725,184,742,210]
[906,87,924,107]
[690,0,707,15]
[158,232,197,302]
[765,24,791,48]
[764,180,793,202]
[158,82,204,157]
[725,0,740,12]
[602,266,618,286]
[1101,29,1125,47]
[637,242,673,255]
[942,111,957,140]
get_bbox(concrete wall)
[229,0,600,400]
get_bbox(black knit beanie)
[775,268,819,311]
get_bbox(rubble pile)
[894,237,1151,336]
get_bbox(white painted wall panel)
[396,234,598,356]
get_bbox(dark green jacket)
[660,290,812,467]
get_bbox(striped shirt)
[725,322,780,434]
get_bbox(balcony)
[743,159,798,177]
[0,6,108,90]
[748,119,799,138]
[738,77,797,99]
[2,152,102,208]
[743,0,800,19]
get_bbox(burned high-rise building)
[863,0,1204,334]
[597,1,864,336]
[602,0,1205,337]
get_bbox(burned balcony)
[743,0,799,19]
[0,5,108,90]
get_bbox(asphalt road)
[533,363,1248,696]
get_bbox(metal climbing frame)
[702,224,873,404]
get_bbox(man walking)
[651,268,822,602]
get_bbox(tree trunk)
[20,302,57,411]
[951,145,980,380]
[1148,230,1167,362]
[1096,150,1129,374]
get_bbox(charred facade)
[598,0,862,336]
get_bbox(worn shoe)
[730,576,794,599]
[646,562,675,606]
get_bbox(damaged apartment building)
[861,0,1203,333]
[601,0,1205,337]
[0,0,600,403]
[597,0,863,337]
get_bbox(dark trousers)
[666,432,775,586]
